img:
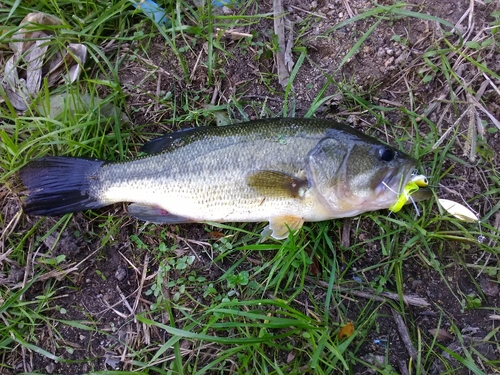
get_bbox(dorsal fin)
[140,126,210,154]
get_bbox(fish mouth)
[376,162,418,198]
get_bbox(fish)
[19,117,423,239]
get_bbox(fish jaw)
[371,161,419,210]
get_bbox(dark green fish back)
[138,118,384,157]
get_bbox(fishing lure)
[389,174,428,213]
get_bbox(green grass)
[1,0,500,374]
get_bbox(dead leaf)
[208,231,226,240]
[3,56,30,110]
[47,44,88,86]
[25,39,48,95]
[428,328,454,341]
[66,44,88,83]
[273,0,291,88]
[284,19,294,71]
[21,12,61,27]
[306,248,321,276]
[10,13,60,55]
[3,12,87,111]
[337,322,354,340]
[36,93,130,124]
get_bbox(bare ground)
[2,0,500,373]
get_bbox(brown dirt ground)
[2,0,500,373]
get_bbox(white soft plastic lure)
[437,199,479,222]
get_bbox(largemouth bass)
[20,118,420,239]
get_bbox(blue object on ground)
[212,0,238,7]
[130,0,172,27]
[373,339,388,346]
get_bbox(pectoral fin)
[128,203,193,224]
[247,170,308,198]
[261,215,305,240]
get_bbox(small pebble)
[412,279,422,289]
[384,56,394,67]
[115,267,127,281]
[45,363,55,374]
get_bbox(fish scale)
[96,124,321,218]
[19,118,421,239]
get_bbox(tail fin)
[19,157,106,216]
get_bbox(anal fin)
[128,203,193,224]
[261,215,305,240]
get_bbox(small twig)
[288,4,327,19]
[373,97,404,107]
[273,0,290,87]
[381,111,389,144]
[210,85,219,105]
[416,93,447,122]
[391,308,418,360]
[311,279,430,307]
[22,345,28,373]
[284,19,294,72]
[116,285,134,315]
[396,358,410,375]
[120,332,130,363]
[341,219,351,249]
[133,253,149,315]
[154,72,161,111]
[351,288,430,307]
[482,72,500,98]
[342,0,355,18]
[438,184,462,197]
[20,244,33,301]
[463,94,477,162]
[189,48,204,81]
[126,51,171,77]
[431,108,470,150]
[118,248,140,274]
[30,264,79,282]
[469,94,500,130]
[102,299,128,319]
[0,210,21,251]
[161,230,211,261]
[453,1,473,37]
[214,27,253,38]
[403,75,414,112]
[0,248,13,264]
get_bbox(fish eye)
[379,147,396,162]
